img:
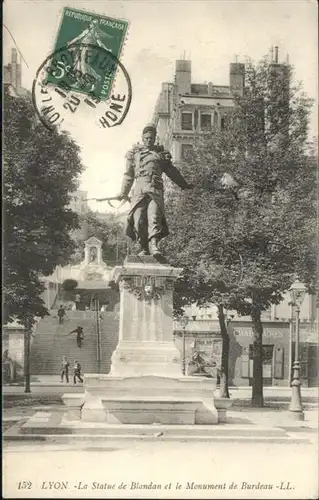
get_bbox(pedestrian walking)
[75,293,81,311]
[73,360,83,385]
[60,356,70,383]
[68,326,84,348]
[57,305,66,324]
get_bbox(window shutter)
[181,112,193,130]
[273,347,284,379]
[241,347,250,378]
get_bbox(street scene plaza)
[3,0,318,499]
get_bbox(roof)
[85,236,102,246]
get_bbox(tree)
[69,210,128,266]
[164,56,316,406]
[4,88,85,391]
[62,279,79,291]
[166,183,250,398]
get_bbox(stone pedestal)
[65,256,228,425]
[81,374,219,424]
[110,256,182,377]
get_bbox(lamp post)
[180,316,189,376]
[288,279,306,420]
[288,303,294,387]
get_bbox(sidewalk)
[3,379,318,445]
[3,377,318,402]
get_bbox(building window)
[241,344,280,382]
[261,307,272,320]
[181,144,193,160]
[181,112,193,130]
[221,117,225,129]
[200,114,211,131]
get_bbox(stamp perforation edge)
[48,5,131,103]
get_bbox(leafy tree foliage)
[62,279,79,291]
[4,88,85,327]
[164,57,316,405]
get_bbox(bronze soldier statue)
[116,124,193,257]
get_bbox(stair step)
[5,434,311,445]
[21,421,288,438]
[30,310,119,375]
[6,418,311,445]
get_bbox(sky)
[4,0,318,212]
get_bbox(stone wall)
[3,324,25,382]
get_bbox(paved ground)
[3,380,318,398]
[3,383,318,499]
[3,384,318,429]
[3,439,318,499]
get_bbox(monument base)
[62,374,229,425]
[61,256,228,426]
[110,342,181,377]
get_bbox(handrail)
[95,299,101,373]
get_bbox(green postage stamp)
[47,7,129,101]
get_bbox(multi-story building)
[153,48,289,167]
[153,58,244,166]
[153,53,318,387]
[175,292,318,388]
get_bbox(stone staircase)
[31,310,119,376]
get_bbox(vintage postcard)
[3,0,318,499]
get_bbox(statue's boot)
[137,238,150,256]
[149,237,163,257]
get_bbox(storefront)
[298,324,319,387]
[174,319,318,387]
[2,322,25,383]
[227,321,318,387]
[228,323,289,387]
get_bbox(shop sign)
[299,325,318,343]
[234,327,286,339]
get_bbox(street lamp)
[288,279,306,420]
[179,316,189,375]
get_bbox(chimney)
[11,48,18,88]
[175,60,191,95]
[229,62,245,97]
[270,46,274,63]
[12,48,17,63]
[16,63,22,89]
[207,82,213,96]
[274,46,279,64]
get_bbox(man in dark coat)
[116,124,193,256]
[57,305,66,324]
[73,360,83,385]
[68,326,84,348]
[60,356,70,383]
